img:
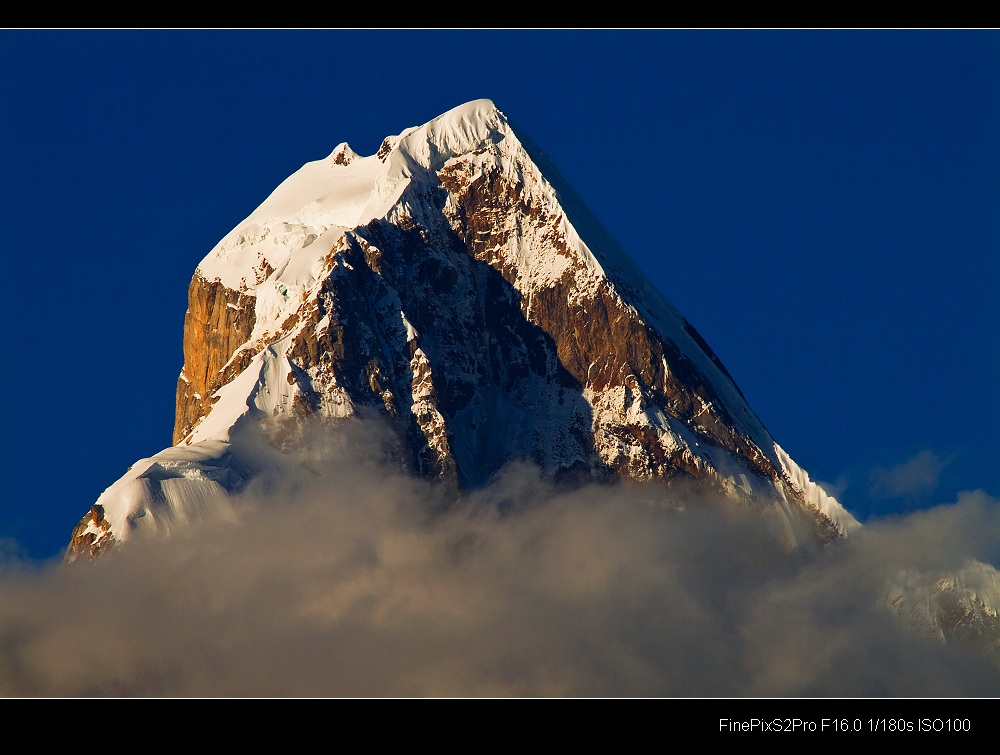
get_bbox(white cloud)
[1,424,998,698]
[869,450,950,500]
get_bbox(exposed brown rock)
[376,137,394,162]
[440,149,780,487]
[332,146,353,166]
[173,272,258,443]
[65,504,116,563]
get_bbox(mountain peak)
[68,99,860,563]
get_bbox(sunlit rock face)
[66,99,857,564]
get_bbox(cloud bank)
[2,421,999,698]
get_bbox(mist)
[2,419,999,698]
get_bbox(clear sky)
[2,28,998,562]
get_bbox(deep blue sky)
[2,29,997,561]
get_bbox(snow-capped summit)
[67,98,861,562]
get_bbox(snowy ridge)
[199,100,507,293]
[86,342,304,548]
[774,443,861,534]
[188,338,301,445]
[85,440,242,543]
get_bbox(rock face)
[66,504,113,562]
[66,99,859,563]
[173,275,258,444]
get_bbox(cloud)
[1,423,998,698]
[869,450,950,501]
